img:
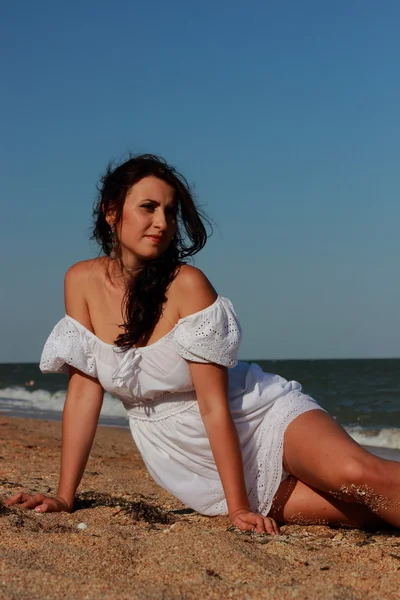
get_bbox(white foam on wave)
[0,387,127,419]
[345,426,400,450]
[1,387,400,449]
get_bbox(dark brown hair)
[92,154,210,348]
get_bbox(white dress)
[40,296,323,516]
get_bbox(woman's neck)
[106,256,140,289]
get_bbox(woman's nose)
[154,210,168,230]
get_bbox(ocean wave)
[1,387,400,450]
[345,426,400,450]
[0,386,126,419]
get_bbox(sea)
[1,359,399,460]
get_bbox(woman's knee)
[329,454,384,496]
[339,457,366,487]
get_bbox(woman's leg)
[269,476,387,528]
[280,409,400,528]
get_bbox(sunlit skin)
[107,176,178,272]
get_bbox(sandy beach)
[1,414,399,600]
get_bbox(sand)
[0,414,399,600]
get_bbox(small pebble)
[77,522,88,530]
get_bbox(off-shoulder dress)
[40,296,324,516]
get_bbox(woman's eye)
[141,203,155,211]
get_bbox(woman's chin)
[139,248,167,262]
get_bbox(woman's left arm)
[189,361,279,535]
[174,266,279,535]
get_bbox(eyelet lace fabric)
[246,392,324,516]
[39,318,97,377]
[173,297,241,367]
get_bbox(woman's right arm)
[6,371,103,512]
[6,262,104,512]
[54,368,104,511]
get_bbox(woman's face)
[110,176,178,267]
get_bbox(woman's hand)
[230,508,280,535]
[4,493,72,513]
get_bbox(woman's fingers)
[34,503,50,513]
[18,494,46,510]
[254,516,272,534]
[5,493,50,511]
[4,493,34,506]
[262,517,280,535]
[252,517,265,533]
[272,518,280,536]
[4,492,69,513]
[233,511,279,535]
[238,519,256,531]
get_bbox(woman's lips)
[146,235,162,244]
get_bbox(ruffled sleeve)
[39,316,98,377]
[173,296,242,367]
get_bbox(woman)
[6,154,400,534]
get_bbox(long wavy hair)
[92,154,210,349]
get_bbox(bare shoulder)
[64,258,103,285]
[64,258,106,328]
[172,265,218,319]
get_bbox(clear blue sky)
[1,0,399,362]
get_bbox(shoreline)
[0,406,129,429]
[1,414,400,599]
[2,407,400,461]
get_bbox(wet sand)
[0,414,399,600]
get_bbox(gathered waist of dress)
[124,391,198,422]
